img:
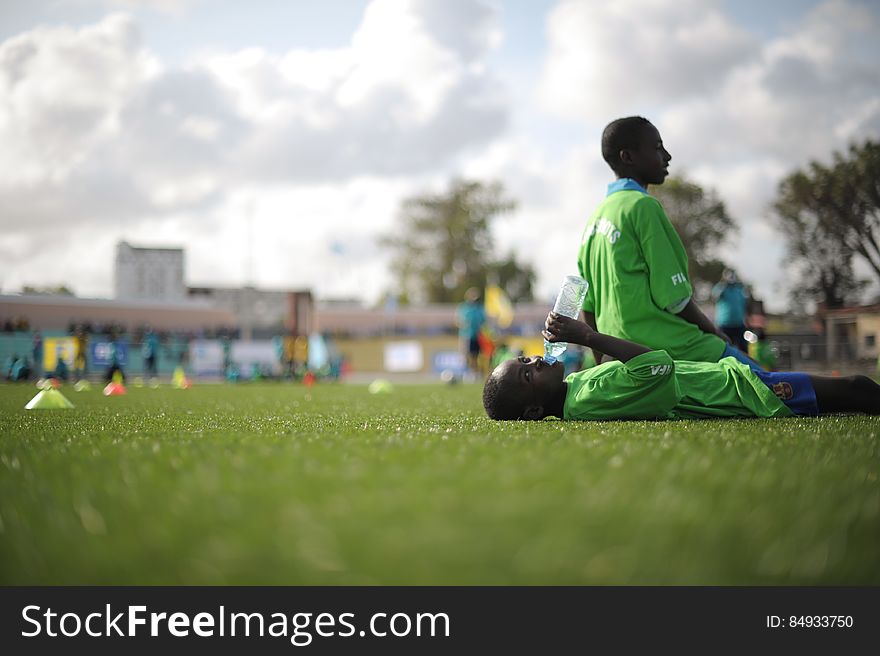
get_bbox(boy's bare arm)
[581,311,605,363]
[582,310,597,331]
[544,313,652,363]
[676,299,730,342]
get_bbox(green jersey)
[563,350,793,420]
[578,180,725,362]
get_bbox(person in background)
[142,326,160,379]
[457,287,486,376]
[73,328,88,380]
[32,330,43,379]
[11,356,31,381]
[4,353,17,380]
[53,353,69,381]
[104,339,125,383]
[712,269,749,352]
[222,335,233,379]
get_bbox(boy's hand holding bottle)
[543,312,595,348]
[542,275,589,363]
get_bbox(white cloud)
[0,0,508,298]
[462,134,610,303]
[339,0,461,123]
[530,0,880,310]
[3,0,879,313]
[664,0,880,165]
[199,0,507,184]
[538,0,755,122]
[191,178,412,299]
[660,1,880,310]
[0,13,158,186]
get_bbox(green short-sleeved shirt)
[578,181,726,362]
[563,350,793,420]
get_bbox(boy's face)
[625,123,671,186]
[494,356,566,419]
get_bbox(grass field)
[1,381,878,585]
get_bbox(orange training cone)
[103,381,127,396]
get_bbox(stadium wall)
[0,295,236,334]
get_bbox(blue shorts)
[721,343,765,372]
[750,369,819,416]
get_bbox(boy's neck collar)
[607,178,649,196]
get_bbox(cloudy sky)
[1,0,879,310]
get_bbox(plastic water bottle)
[544,275,589,364]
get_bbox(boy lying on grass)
[482,312,880,421]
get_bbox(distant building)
[115,241,186,302]
[187,286,313,340]
[822,304,880,362]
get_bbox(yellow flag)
[485,285,514,328]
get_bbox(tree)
[487,254,535,304]
[773,169,866,309]
[383,179,534,303]
[817,141,880,282]
[772,140,880,310]
[651,176,738,297]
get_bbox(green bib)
[563,351,793,420]
[578,189,725,362]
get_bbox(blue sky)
[0,1,825,57]
[1,0,878,311]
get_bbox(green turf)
[0,381,878,585]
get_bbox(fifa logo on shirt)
[586,217,621,244]
[670,273,686,285]
[650,364,671,376]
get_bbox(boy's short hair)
[482,371,524,420]
[601,116,652,172]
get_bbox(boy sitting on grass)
[577,116,762,369]
[482,312,880,421]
